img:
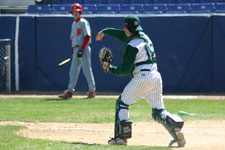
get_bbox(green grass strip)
[0,98,224,122]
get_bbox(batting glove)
[77,49,83,57]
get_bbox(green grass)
[1,98,224,122]
[0,97,225,150]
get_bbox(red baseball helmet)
[71,3,82,14]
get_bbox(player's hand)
[96,31,105,41]
[77,49,83,57]
[102,62,110,72]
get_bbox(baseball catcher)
[96,15,186,147]
[99,47,113,72]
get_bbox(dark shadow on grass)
[43,97,88,101]
[44,98,71,101]
[63,141,102,146]
[63,141,170,149]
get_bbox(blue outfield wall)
[212,16,225,93]
[0,14,225,93]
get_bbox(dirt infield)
[1,120,225,150]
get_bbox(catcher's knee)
[152,108,164,123]
[116,96,129,119]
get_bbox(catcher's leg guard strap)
[114,96,130,138]
[152,108,184,140]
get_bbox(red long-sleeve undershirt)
[81,35,90,50]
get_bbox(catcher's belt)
[140,69,150,71]
[135,59,156,66]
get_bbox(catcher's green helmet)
[124,15,143,33]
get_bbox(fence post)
[0,39,11,92]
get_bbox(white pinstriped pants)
[119,70,165,121]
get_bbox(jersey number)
[145,43,156,61]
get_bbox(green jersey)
[103,28,156,76]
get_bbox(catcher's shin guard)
[120,120,132,139]
[152,108,186,147]
[114,96,132,139]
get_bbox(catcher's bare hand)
[102,62,110,72]
[96,31,105,41]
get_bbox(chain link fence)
[0,39,11,92]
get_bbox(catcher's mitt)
[99,47,113,72]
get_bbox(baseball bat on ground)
[58,58,71,67]
[178,111,197,116]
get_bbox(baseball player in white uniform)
[96,15,186,147]
[59,3,96,99]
